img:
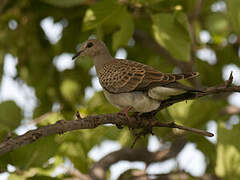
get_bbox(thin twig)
[154,122,213,137]
[225,71,233,87]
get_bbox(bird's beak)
[72,50,83,60]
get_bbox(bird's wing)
[98,59,199,94]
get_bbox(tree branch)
[0,113,205,157]
[90,137,187,180]
[132,171,219,180]
[0,74,239,156]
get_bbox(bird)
[72,39,200,117]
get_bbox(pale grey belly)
[103,90,160,113]
[148,86,184,100]
[103,87,185,113]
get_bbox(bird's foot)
[116,106,133,129]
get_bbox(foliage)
[0,0,240,179]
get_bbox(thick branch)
[0,114,206,157]
[0,75,239,156]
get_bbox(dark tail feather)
[164,81,204,92]
[166,92,198,101]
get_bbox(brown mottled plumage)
[99,59,199,94]
[72,39,200,113]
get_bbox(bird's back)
[98,59,199,94]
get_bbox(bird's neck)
[93,52,115,74]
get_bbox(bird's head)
[72,39,108,60]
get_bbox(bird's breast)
[103,90,160,113]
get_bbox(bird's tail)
[165,72,204,92]
[173,72,199,81]
[165,81,203,92]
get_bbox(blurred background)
[0,0,240,179]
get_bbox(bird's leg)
[118,106,132,120]
[117,106,136,129]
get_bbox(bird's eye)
[86,42,93,48]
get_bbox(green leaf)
[82,0,122,31]
[218,123,240,151]
[167,100,193,124]
[59,141,90,173]
[183,99,226,127]
[227,0,240,34]
[168,99,226,134]
[27,175,60,180]
[205,13,228,35]
[8,174,25,180]
[118,129,132,146]
[152,12,191,61]
[60,78,81,104]
[82,0,134,49]
[0,101,22,131]
[87,91,118,114]
[216,144,240,179]
[216,123,240,178]
[41,0,86,8]
[0,136,59,169]
[112,8,134,50]
[38,112,64,125]
[57,125,122,172]
[174,11,190,33]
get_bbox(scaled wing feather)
[98,59,199,93]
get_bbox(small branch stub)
[75,111,82,120]
[225,71,233,87]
